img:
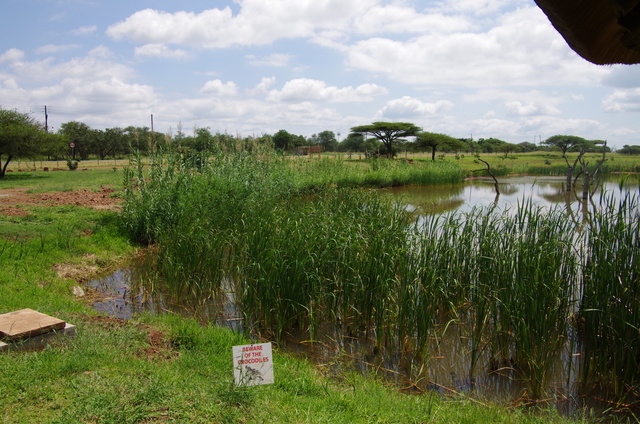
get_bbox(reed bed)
[293,156,466,189]
[121,148,640,405]
[579,192,640,401]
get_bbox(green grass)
[0,313,586,424]
[0,168,124,191]
[407,151,640,176]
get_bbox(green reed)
[580,191,640,401]
[120,148,640,404]
[401,202,579,398]
[292,157,466,189]
[237,188,410,341]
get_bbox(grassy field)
[6,151,640,175]
[0,154,631,423]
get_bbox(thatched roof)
[534,0,640,64]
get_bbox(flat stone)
[0,309,66,342]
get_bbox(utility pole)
[150,113,156,151]
[44,105,49,133]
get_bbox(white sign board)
[232,342,274,387]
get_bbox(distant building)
[294,145,322,156]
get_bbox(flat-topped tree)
[543,135,593,192]
[350,122,420,157]
[415,131,466,161]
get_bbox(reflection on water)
[88,267,243,330]
[381,176,638,217]
[87,176,639,416]
[87,265,594,412]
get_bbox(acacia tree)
[350,122,420,157]
[0,108,46,178]
[578,140,607,200]
[415,131,465,160]
[543,135,592,192]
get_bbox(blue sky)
[1,0,640,149]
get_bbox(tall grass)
[397,203,579,398]
[294,157,466,189]
[580,192,640,401]
[121,148,640,404]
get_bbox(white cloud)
[520,116,603,136]
[352,5,471,35]
[505,100,560,117]
[50,13,66,22]
[106,1,376,49]
[9,51,132,83]
[252,76,277,94]
[70,77,155,104]
[36,44,81,55]
[245,53,292,67]
[201,79,238,97]
[88,45,115,59]
[376,96,454,119]
[72,25,97,36]
[602,88,640,112]
[610,127,637,137]
[135,44,192,60]
[266,78,387,102]
[0,49,25,63]
[434,0,512,16]
[0,48,158,129]
[344,6,607,88]
[602,66,640,89]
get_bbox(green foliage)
[272,129,305,152]
[543,135,597,157]
[351,122,420,156]
[0,108,47,177]
[59,121,91,160]
[65,159,79,170]
[415,131,466,160]
[618,144,640,155]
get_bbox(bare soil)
[0,187,123,216]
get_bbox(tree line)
[0,107,621,178]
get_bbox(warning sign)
[232,342,274,386]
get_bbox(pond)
[87,175,639,417]
[380,175,639,215]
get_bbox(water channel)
[87,175,639,416]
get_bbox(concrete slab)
[0,323,76,353]
[0,308,66,342]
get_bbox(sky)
[1,0,640,149]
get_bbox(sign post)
[232,342,274,387]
